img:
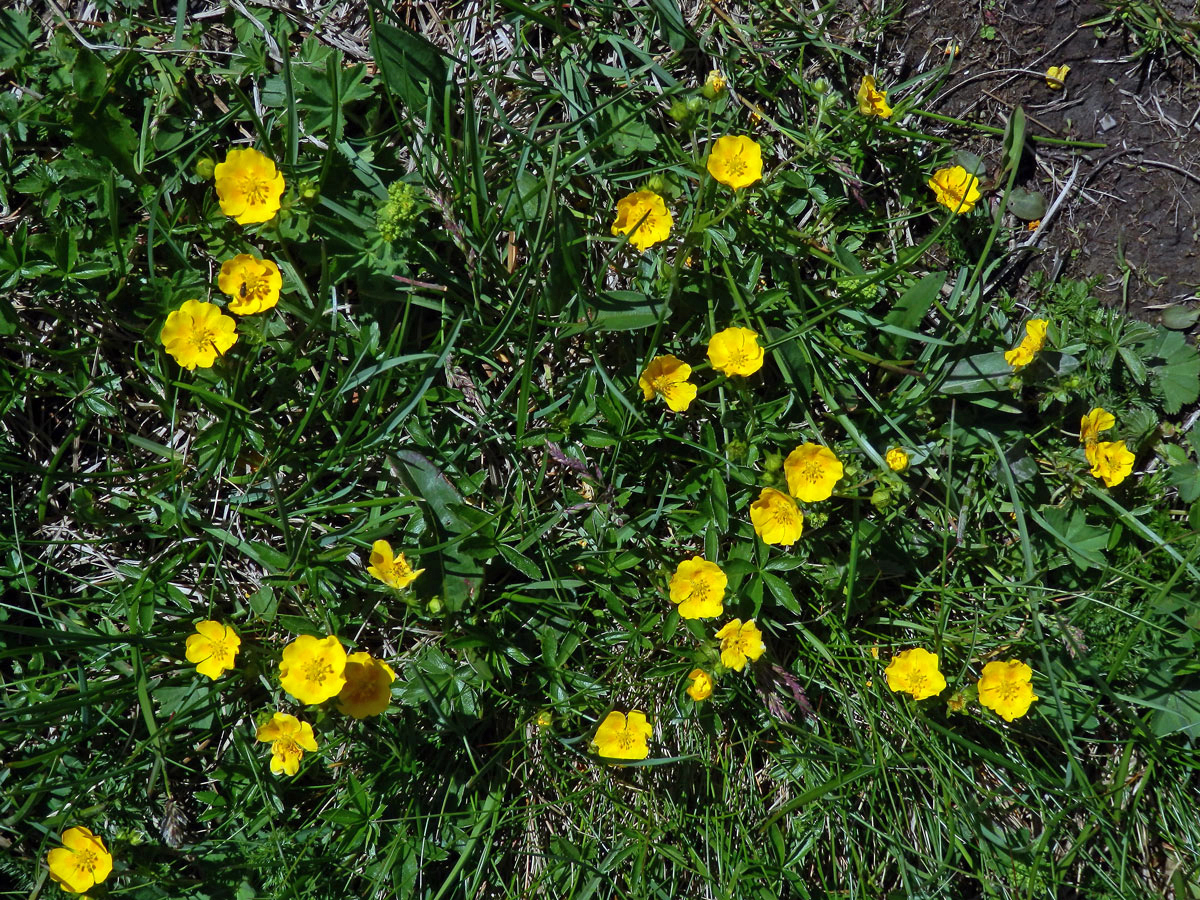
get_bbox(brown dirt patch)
[893,0,1200,326]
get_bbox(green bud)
[726,439,749,462]
[297,177,319,200]
[870,485,894,511]
[668,98,692,122]
[686,96,704,114]
[427,597,444,616]
[195,157,216,180]
[806,510,829,530]
[763,451,784,473]
[811,78,829,95]
[646,174,668,195]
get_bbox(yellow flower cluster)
[1079,406,1135,487]
[638,327,767,413]
[160,147,289,370]
[883,649,1039,721]
[176,539,416,779]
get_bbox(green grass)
[3,1,1200,898]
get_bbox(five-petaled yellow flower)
[639,354,697,412]
[1087,439,1135,488]
[160,299,238,370]
[669,556,727,619]
[1079,407,1115,447]
[706,135,763,190]
[785,443,844,503]
[857,75,893,118]
[885,447,909,472]
[367,539,424,589]
[977,659,1038,722]
[1004,318,1049,369]
[1045,65,1070,89]
[185,620,241,680]
[214,147,286,225]
[217,253,283,315]
[884,648,947,701]
[279,634,347,705]
[47,826,113,895]
[716,618,765,671]
[928,165,981,214]
[749,487,804,546]
[337,651,397,719]
[707,326,765,377]
[593,710,653,760]
[686,668,714,701]
[610,190,673,252]
[256,711,319,775]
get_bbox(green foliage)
[2,3,1200,900]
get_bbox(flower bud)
[195,157,216,180]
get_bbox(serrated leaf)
[1033,506,1109,570]
[372,21,450,124]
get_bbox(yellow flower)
[1088,439,1135,488]
[669,556,727,619]
[706,135,763,190]
[214,147,286,225]
[47,826,113,894]
[784,443,844,502]
[255,711,319,775]
[185,620,241,680]
[707,326,765,377]
[279,634,347,705]
[535,709,553,729]
[217,253,283,315]
[884,648,947,701]
[159,299,238,370]
[856,75,893,118]
[686,668,714,701]
[1045,65,1070,89]
[885,447,909,472]
[749,487,804,546]
[593,710,652,760]
[639,354,697,413]
[610,190,673,252]
[716,618,765,671]
[1004,318,1049,369]
[977,659,1038,721]
[928,165,981,214]
[704,69,727,96]
[337,651,397,719]
[1079,407,1115,446]
[367,539,424,589]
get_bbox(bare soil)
[893,0,1200,325]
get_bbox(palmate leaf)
[1138,328,1200,414]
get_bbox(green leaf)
[1141,328,1200,414]
[1006,187,1047,221]
[584,291,666,332]
[645,0,691,51]
[372,21,451,124]
[1161,305,1200,331]
[389,451,487,613]
[1032,506,1109,570]
[939,351,1013,394]
[603,99,659,156]
[0,9,36,69]
[1168,463,1200,504]
[883,271,944,356]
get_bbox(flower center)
[799,460,824,484]
[724,154,747,177]
[208,638,229,663]
[75,849,98,874]
[303,658,332,685]
[908,672,928,693]
[240,173,272,206]
[773,504,797,527]
[188,324,216,350]
[616,730,636,750]
[996,682,1022,702]
[275,735,299,756]
[689,579,709,603]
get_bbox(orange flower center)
[722,153,747,178]
[238,172,274,207]
[187,322,217,351]
[207,637,230,663]
[274,735,299,756]
[303,657,334,686]
[797,459,825,485]
[74,848,98,875]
